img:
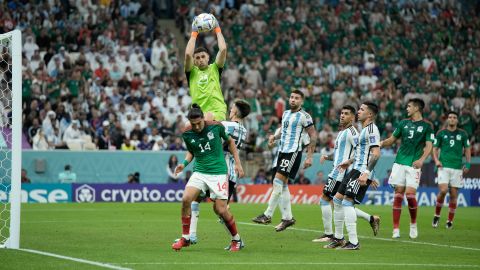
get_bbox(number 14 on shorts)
[217,181,228,192]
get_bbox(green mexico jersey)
[392,119,434,167]
[182,122,230,175]
[434,129,470,170]
[186,63,227,121]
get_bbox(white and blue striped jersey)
[279,109,314,153]
[222,121,248,183]
[272,129,310,168]
[353,122,380,173]
[328,126,359,182]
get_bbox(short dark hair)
[342,105,356,115]
[65,165,71,170]
[194,47,209,56]
[291,89,304,99]
[187,103,204,120]
[447,111,459,117]
[363,101,379,116]
[234,99,251,119]
[408,98,425,111]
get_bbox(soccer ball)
[193,13,217,33]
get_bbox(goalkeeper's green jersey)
[182,121,229,175]
[392,119,434,167]
[434,128,470,170]
[186,63,227,121]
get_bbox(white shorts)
[186,172,229,200]
[437,167,463,188]
[388,163,421,189]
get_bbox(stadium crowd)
[14,0,480,157]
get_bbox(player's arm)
[184,22,199,72]
[380,120,402,147]
[268,128,281,148]
[412,126,434,169]
[227,137,244,177]
[320,153,334,164]
[432,132,442,167]
[359,146,381,186]
[304,125,317,169]
[175,151,194,176]
[214,19,227,68]
[464,143,471,174]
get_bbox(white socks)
[355,208,371,222]
[281,184,292,220]
[190,201,200,237]
[333,197,344,239]
[264,178,283,217]
[320,198,333,235]
[343,200,358,245]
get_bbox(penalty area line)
[19,248,132,270]
[238,222,480,252]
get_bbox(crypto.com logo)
[75,184,95,203]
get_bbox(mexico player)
[324,102,381,250]
[313,105,380,243]
[432,111,471,229]
[252,90,317,232]
[188,99,251,244]
[381,98,434,239]
[172,104,245,251]
[185,16,227,121]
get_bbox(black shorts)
[275,151,302,179]
[323,177,342,199]
[337,169,372,204]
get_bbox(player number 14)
[198,142,211,152]
[217,181,227,192]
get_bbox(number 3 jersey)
[182,121,230,175]
[434,128,470,170]
[222,120,248,183]
[392,119,434,167]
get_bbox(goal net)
[0,30,22,249]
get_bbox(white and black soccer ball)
[193,13,216,33]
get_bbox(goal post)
[0,29,22,249]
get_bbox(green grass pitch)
[1,203,479,270]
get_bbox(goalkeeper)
[185,14,227,121]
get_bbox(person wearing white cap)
[62,120,84,147]
[42,110,58,138]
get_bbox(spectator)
[166,155,182,183]
[127,172,140,184]
[58,165,77,183]
[252,168,268,184]
[294,170,311,185]
[21,169,31,184]
[314,171,326,185]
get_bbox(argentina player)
[252,90,317,232]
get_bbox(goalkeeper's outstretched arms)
[214,17,227,68]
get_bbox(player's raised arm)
[185,21,198,72]
[214,18,227,68]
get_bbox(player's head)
[358,101,378,122]
[193,47,209,69]
[407,98,425,117]
[340,105,356,126]
[289,90,304,110]
[446,111,459,127]
[229,99,251,120]
[187,103,205,133]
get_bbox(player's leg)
[172,183,202,250]
[313,177,338,242]
[405,166,421,239]
[213,199,243,251]
[276,151,302,232]
[446,169,463,229]
[252,155,289,224]
[339,196,359,250]
[389,163,407,238]
[354,207,381,236]
[433,168,449,228]
[189,196,204,244]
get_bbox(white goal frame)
[1,29,22,249]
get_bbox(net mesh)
[0,34,13,246]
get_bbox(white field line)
[19,248,132,270]
[112,262,479,268]
[238,221,480,252]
